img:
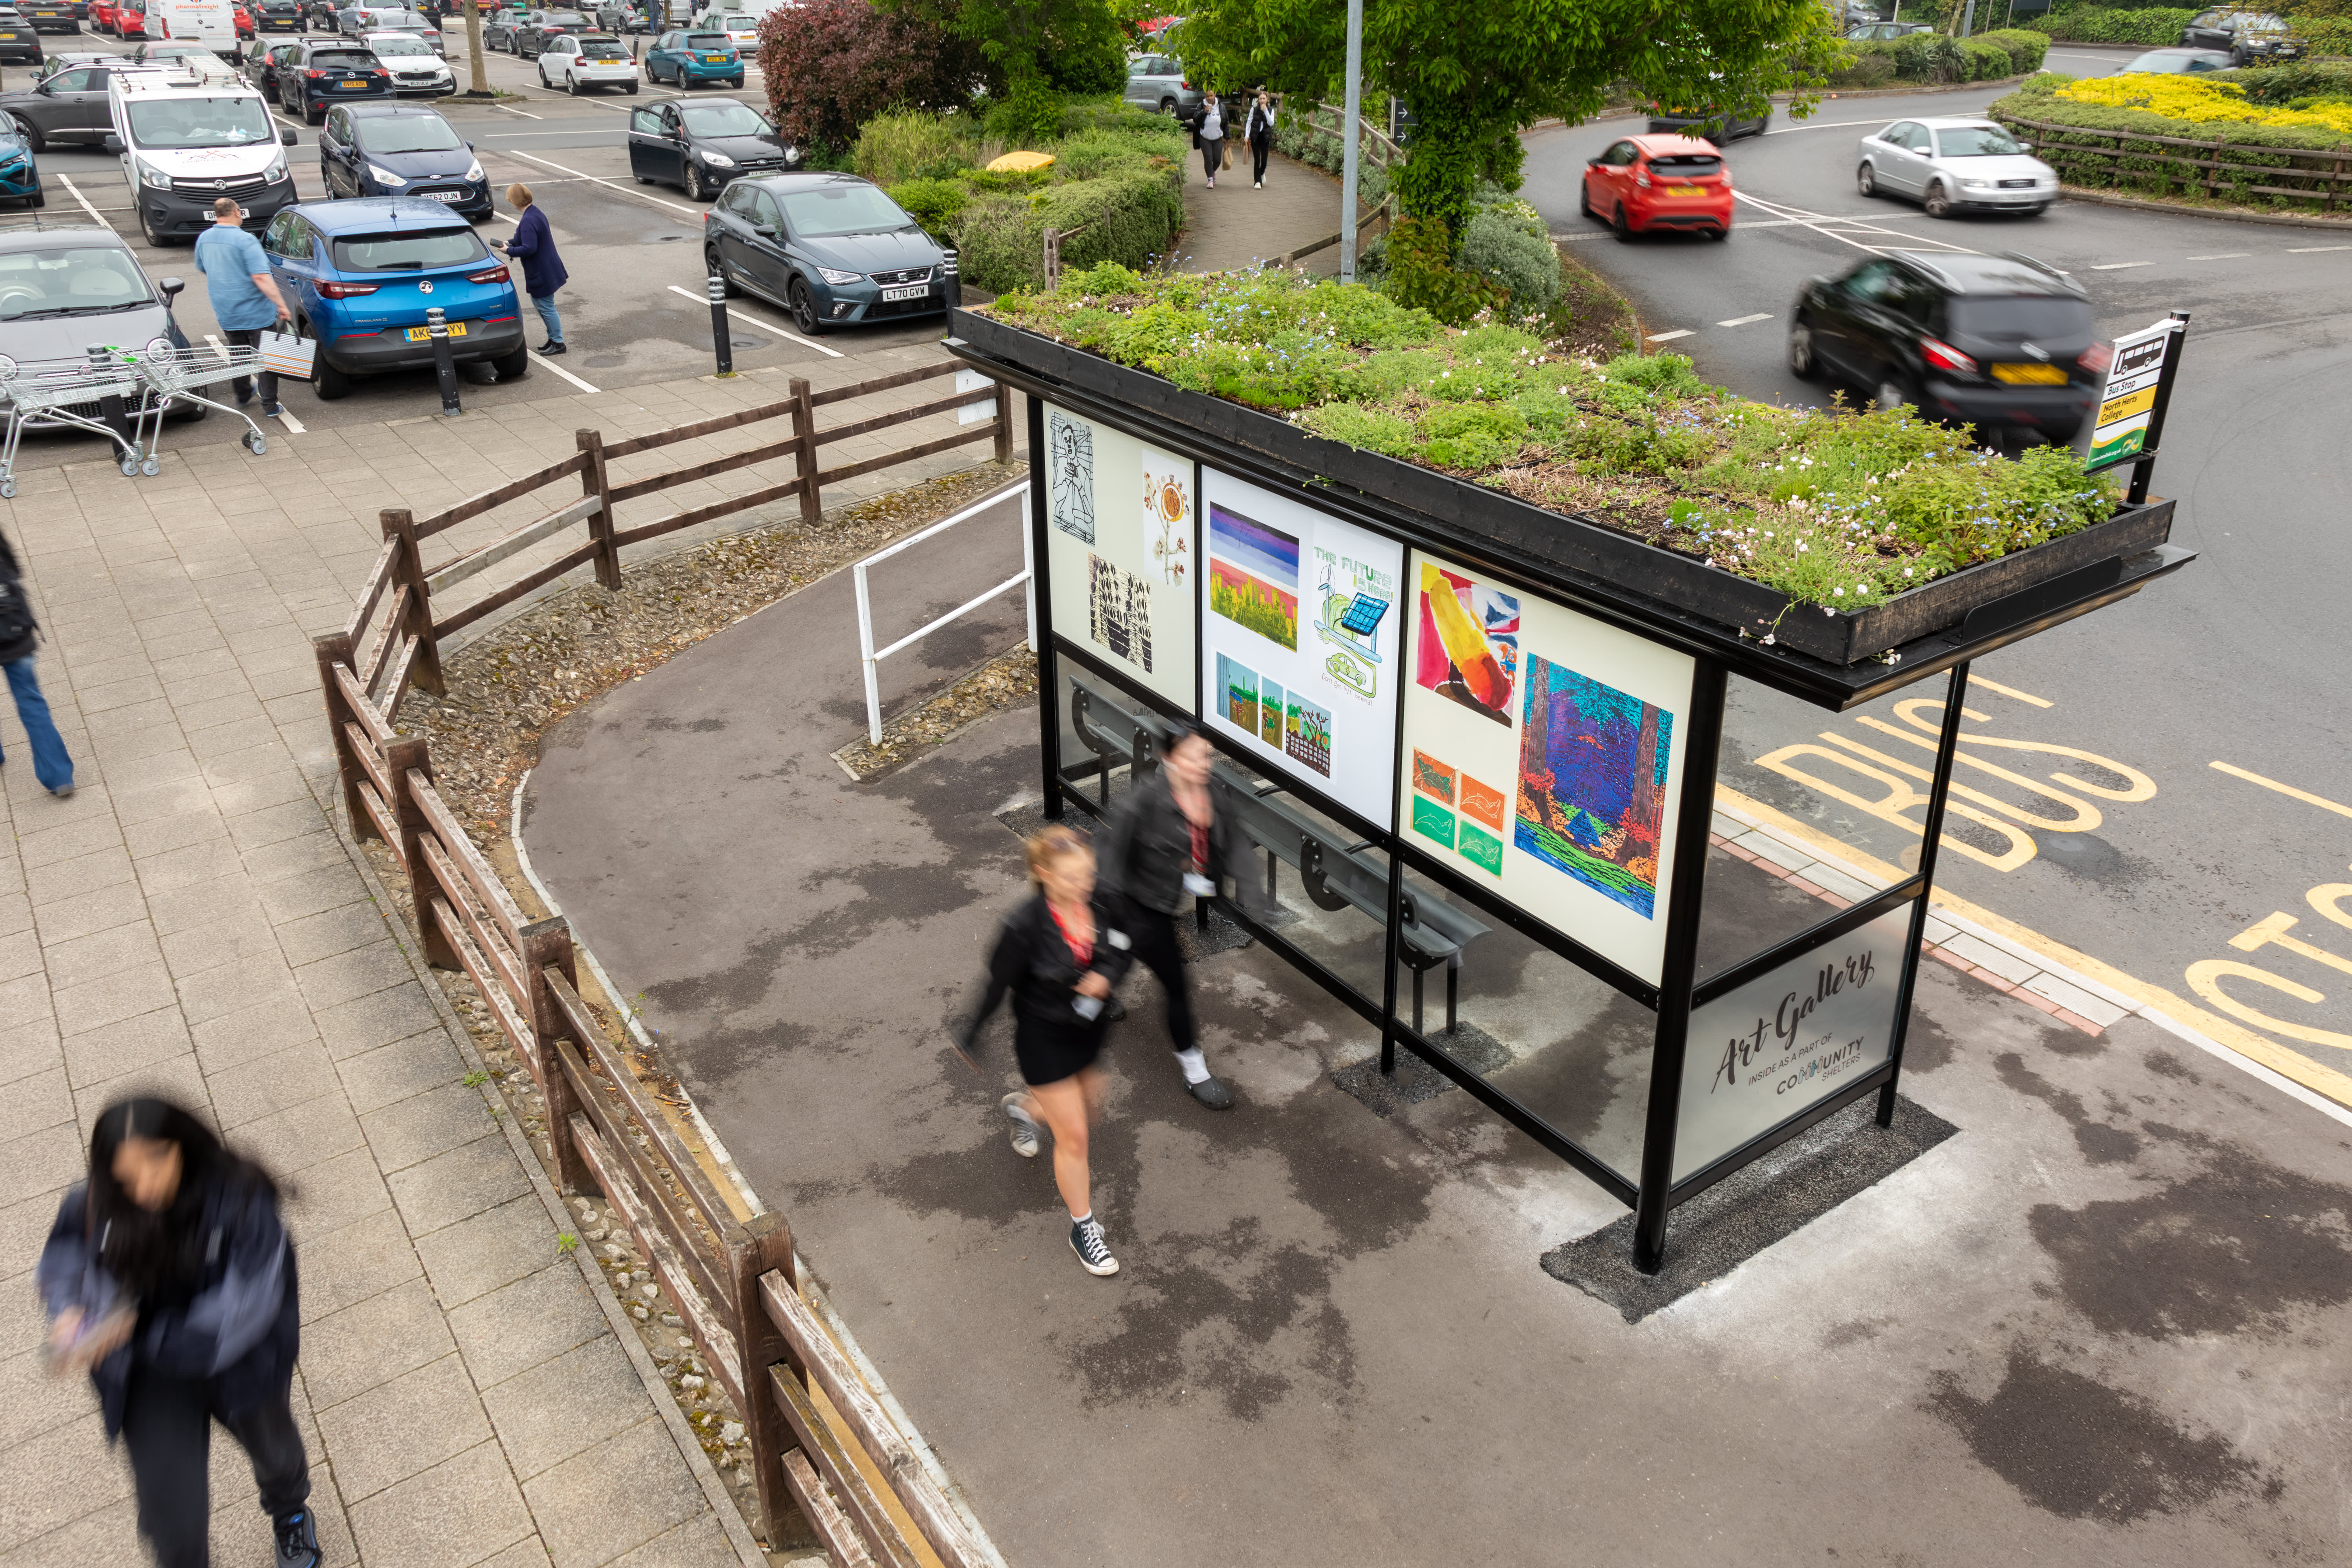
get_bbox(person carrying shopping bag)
[493,183,569,356]
[1245,88,1278,189]
[192,198,292,419]
[1194,90,1226,189]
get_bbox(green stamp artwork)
[1411,792,1456,849]
[1457,819,1504,876]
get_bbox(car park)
[316,100,484,212]
[642,28,738,86]
[0,9,44,61]
[262,197,526,397]
[107,61,297,243]
[1787,251,2102,445]
[284,41,390,122]
[536,31,634,92]
[628,94,794,200]
[20,1,78,33]
[0,227,208,433]
[1121,52,1199,119]
[1856,117,2054,218]
[2180,8,2300,63]
[2118,46,2235,73]
[1581,133,1734,240]
[364,32,453,93]
[0,117,42,205]
[703,173,950,336]
[2,58,144,149]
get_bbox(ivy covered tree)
[1171,0,1842,240]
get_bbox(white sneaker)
[1000,1093,1041,1159]
[1254,180,1261,189]
[1070,1216,1119,1276]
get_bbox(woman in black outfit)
[1244,87,1278,189]
[38,1098,317,1568]
[961,825,1137,1276]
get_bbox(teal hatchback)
[643,29,740,89]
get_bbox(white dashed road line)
[1716,313,1772,327]
[662,284,843,357]
[1731,189,1976,258]
[1646,329,1695,343]
[2186,253,2250,260]
[2089,261,2152,270]
[529,350,601,393]
[2286,245,2352,253]
[494,103,544,119]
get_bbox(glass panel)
[1221,750,1389,1012]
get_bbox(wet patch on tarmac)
[1995,1050,2142,1164]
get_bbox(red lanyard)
[1188,821,1209,872]
[1048,903,1093,968]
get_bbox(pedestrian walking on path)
[1097,721,1250,1110]
[36,1098,319,1568]
[192,197,291,419]
[959,826,1137,1277]
[494,183,569,355]
[1194,90,1226,189]
[0,522,74,798]
[1245,88,1278,189]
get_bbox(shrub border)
[2056,183,2352,228]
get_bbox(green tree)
[883,0,1130,111]
[1172,0,1842,240]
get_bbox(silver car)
[1122,52,1200,120]
[1855,117,2057,219]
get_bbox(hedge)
[2024,5,2197,45]
[1829,27,2049,87]
[954,162,1188,292]
[1989,73,2352,209]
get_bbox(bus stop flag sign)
[2085,319,2176,473]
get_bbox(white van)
[154,0,243,63]
[107,61,299,246]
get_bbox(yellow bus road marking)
[2210,760,2352,821]
[1968,674,2051,707]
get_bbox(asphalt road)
[1521,50,2352,1082]
[3,26,942,448]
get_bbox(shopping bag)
[1220,139,1233,170]
[259,330,315,381]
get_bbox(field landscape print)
[1514,656,1673,918]
[1208,504,1300,651]
[1218,652,1261,732]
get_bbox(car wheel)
[1159,96,1175,115]
[138,201,165,247]
[684,161,705,201]
[1612,203,1633,242]
[789,277,826,335]
[314,358,350,399]
[489,343,528,379]
[1856,162,1876,198]
[625,82,637,94]
[1787,320,1821,381]
[9,115,41,153]
[1706,224,1728,241]
[537,62,546,84]
[1923,181,1952,219]
[1578,177,1594,220]
[706,245,737,295]
[729,76,742,88]
[570,74,582,95]
[1874,376,1911,414]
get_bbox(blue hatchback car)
[643,29,741,88]
[0,119,40,208]
[261,198,526,399]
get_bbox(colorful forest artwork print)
[1046,411,1095,544]
[1283,693,1332,776]
[1415,562,1519,725]
[1411,749,1456,806]
[1513,655,1673,918]
[1458,773,1506,832]
[1088,555,1153,672]
[1218,653,1260,732]
[1259,679,1285,746]
[1208,504,1301,651]
[1412,793,1456,849]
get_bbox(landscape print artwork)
[1219,653,1260,732]
[1514,655,1673,918]
[1209,504,1301,651]
[1415,562,1520,725]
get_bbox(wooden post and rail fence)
[313,356,1011,1568]
[1991,112,2352,214]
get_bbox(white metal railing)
[854,481,1033,746]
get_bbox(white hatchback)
[538,32,639,94]
[1855,117,2057,218]
[364,33,454,95]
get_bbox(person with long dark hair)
[37,1098,317,1568]
[1244,87,1278,190]
[959,825,1137,1276]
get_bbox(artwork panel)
[1414,560,1518,726]
[1259,680,1285,746]
[1087,554,1155,674]
[1411,794,1456,850]
[1283,692,1332,777]
[1218,652,1259,732]
[1457,820,1505,876]
[1411,749,1456,806]
[1459,773,1506,831]
[1046,410,1096,544]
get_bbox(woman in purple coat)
[494,183,570,356]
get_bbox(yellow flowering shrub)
[2056,72,2352,135]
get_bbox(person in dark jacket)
[38,1098,317,1568]
[493,182,569,355]
[959,825,1136,1276]
[0,524,73,798]
[1094,719,1253,1110]
[1244,88,1278,189]
[1192,89,1226,188]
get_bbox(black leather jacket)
[963,890,1138,1053]
[1096,768,1254,918]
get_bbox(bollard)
[427,305,461,417]
[707,273,733,378]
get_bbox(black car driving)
[1787,250,2102,446]
[286,41,391,124]
[702,172,955,337]
[317,101,486,215]
[628,95,798,203]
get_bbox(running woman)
[1096,720,1250,1109]
[959,826,1137,1276]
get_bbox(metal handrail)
[852,479,1032,746]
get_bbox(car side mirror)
[103,134,123,153]
[159,277,185,300]
[2017,140,2034,151]
[752,223,775,238]
[282,127,298,143]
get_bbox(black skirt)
[1014,1014,1103,1087]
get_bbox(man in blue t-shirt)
[193,197,294,418]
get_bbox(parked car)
[106,61,298,244]
[1855,117,2056,218]
[642,28,737,86]
[317,101,485,213]
[1121,52,1199,119]
[252,0,300,31]
[1787,251,2102,445]
[627,94,793,200]
[1847,20,1932,39]
[686,5,752,45]
[513,13,585,55]
[0,115,41,205]
[111,0,147,36]
[480,7,526,49]
[1646,103,1770,142]
[126,40,224,64]
[300,0,338,27]
[84,0,117,29]
[364,32,453,92]
[262,197,525,397]
[246,38,302,101]
[340,4,432,42]
[0,9,43,62]
[285,41,391,123]
[536,31,634,92]
[702,172,950,336]
[2117,47,2235,73]
[0,227,207,440]
[0,58,133,148]
[1580,133,1734,240]
[36,46,115,76]
[19,1,77,34]
[2180,8,2300,64]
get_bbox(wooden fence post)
[313,631,370,841]
[522,918,594,1195]
[990,380,1013,467]
[385,736,458,969]
[579,428,622,591]
[380,508,447,696]
[731,1212,799,1549]
[789,377,822,529]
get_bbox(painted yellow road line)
[1715,784,2352,1109]
[2210,760,2352,821]
[1967,674,2050,707]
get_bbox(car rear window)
[684,32,729,47]
[329,229,491,271]
[1948,296,2094,341]
[1648,154,1722,174]
[580,38,625,57]
[308,50,378,69]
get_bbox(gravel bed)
[835,644,1038,779]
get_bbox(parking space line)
[494,103,544,119]
[1716,313,1772,327]
[530,350,600,393]
[1645,329,1694,343]
[2089,261,2152,270]
[275,406,306,433]
[203,333,228,360]
[2211,760,2352,821]
[662,284,843,358]
[2286,245,2352,254]
[503,148,699,216]
[2186,253,2249,260]
[55,175,113,232]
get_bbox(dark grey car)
[1121,53,1199,119]
[703,172,954,336]
[0,59,125,149]
[2180,8,2301,63]
[0,225,203,439]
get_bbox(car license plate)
[405,322,467,341]
[1665,184,1706,197]
[880,285,927,302]
[422,189,465,202]
[1991,363,2067,385]
[342,78,365,87]
[702,53,726,61]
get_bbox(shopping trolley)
[0,346,154,499]
[122,343,271,471]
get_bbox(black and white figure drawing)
[1048,411,1096,544]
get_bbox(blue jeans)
[530,294,563,346]
[4,657,73,793]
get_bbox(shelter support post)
[1027,393,1061,822]
[1878,660,1971,1126]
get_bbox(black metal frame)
[978,330,2187,1272]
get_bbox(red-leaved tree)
[759,0,988,150]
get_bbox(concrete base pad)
[1331,1023,1514,1116]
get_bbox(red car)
[87,0,121,30]
[1580,132,1736,241]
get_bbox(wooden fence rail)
[1993,112,2352,213]
[312,351,1014,1565]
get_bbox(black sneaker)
[539,342,568,356]
[274,1510,321,1568]
[1101,996,1128,1024]
[1069,1216,1118,1277]
[235,384,254,406]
